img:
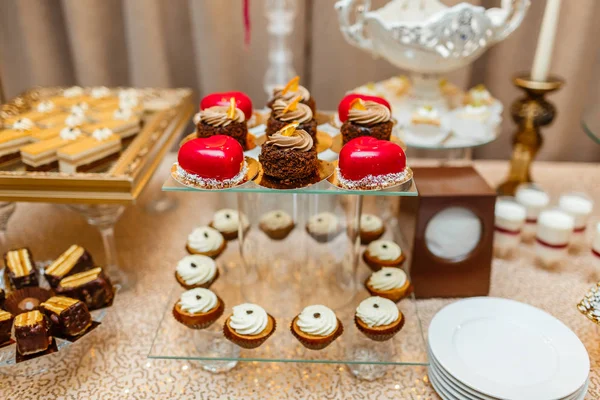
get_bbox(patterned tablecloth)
[1,155,599,400]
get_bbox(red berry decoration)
[178,135,244,181]
[200,92,253,120]
[339,137,406,181]
[338,94,391,123]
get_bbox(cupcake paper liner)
[364,277,413,303]
[354,314,405,342]
[259,223,295,241]
[175,268,220,291]
[362,251,406,271]
[185,240,227,259]
[172,296,225,330]
[5,287,53,316]
[223,314,276,349]
[290,317,344,350]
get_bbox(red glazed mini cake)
[355,296,405,341]
[259,122,318,182]
[266,96,317,142]
[337,136,409,190]
[196,98,248,149]
[340,98,393,145]
[267,76,316,114]
[176,135,247,189]
[200,91,253,120]
[365,267,413,303]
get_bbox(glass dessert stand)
[582,103,600,145]
[150,179,428,380]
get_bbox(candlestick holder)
[497,75,563,195]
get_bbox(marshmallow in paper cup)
[515,183,550,241]
[535,208,574,268]
[494,197,526,258]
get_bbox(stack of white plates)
[428,297,590,400]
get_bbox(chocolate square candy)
[44,245,94,288]
[41,296,92,337]
[56,267,114,310]
[0,310,13,345]
[3,248,38,290]
[14,310,52,356]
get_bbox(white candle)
[531,0,562,81]
[558,193,593,231]
[515,184,549,222]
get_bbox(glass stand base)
[194,330,240,373]
[144,192,179,214]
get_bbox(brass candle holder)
[497,75,564,195]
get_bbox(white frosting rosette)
[176,255,217,287]
[367,240,401,261]
[186,226,224,254]
[229,303,268,336]
[360,214,383,232]
[296,305,338,336]
[259,210,293,230]
[212,209,249,234]
[356,296,399,328]
[369,267,407,291]
[307,212,340,236]
[179,288,218,314]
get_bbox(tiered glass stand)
[151,178,426,380]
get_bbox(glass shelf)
[162,174,418,196]
[582,103,600,145]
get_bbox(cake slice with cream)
[0,118,37,166]
[3,100,57,125]
[57,127,121,173]
[85,108,141,141]
[21,127,87,171]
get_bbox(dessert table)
[1,154,598,400]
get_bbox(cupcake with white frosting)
[174,255,219,290]
[259,210,295,240]
[359,214,385,244]
[355,296,405,341]
[223,303,276,349]
[186,226,226,258]
[172,288,224,329]
[362,240,405,271]
[210,209,250,240]
[365,267,413,302]
[306,212,342,243]
[291,305,343,350]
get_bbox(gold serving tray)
[0,87,194,204]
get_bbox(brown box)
[398,166,496,298]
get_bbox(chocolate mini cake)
[0,288,5,310]
[267,76,316,114]
[196,100,248,150]
[40,296,92,337]
[341,100,393,145]
[14,310,52,356]
[259,124,318,182]
[56,267,114,310]
[0,310,13,345]
[44,245,94,288]
[266,97,317,142]
[4,248,38,290]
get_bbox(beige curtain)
[1,0,599,161]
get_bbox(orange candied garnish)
[226,97,237,119]
[281,76,300,95]
[279,121,300,137]
[349,98,367,111]
[282,96,302,113]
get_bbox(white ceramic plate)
[428,297,590,400]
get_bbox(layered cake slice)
[4,248,38,289]
[14,310,52,355]
[40,296,92,337]
[3,100,57,125]
[0,310,14,345]
[0,119,37,166]
[57,128,121,173]
[85,108,141,141]
[44,245,94,287]
[21,127,87,171]
[56,267,114,310]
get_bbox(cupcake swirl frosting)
[272,85,311,102]
[272,99,313,124]
[229,303,268,336]
[213,209,249,233]
[367,240,401,261]
[369,267,407,291]
[356,296,399,327]
[360,214,383,232]
[348,101,390,125]
[176,255,217,286]
[266,129,313,152]
[179,288,218,314]
[308,212,339,236]
[199,106,245,127]
[260,210,293,230]
[187,226,224,253]
[296,305,337,336]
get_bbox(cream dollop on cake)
[229,303,268,336]
[179,288,218,314]
[367,240,401,261]
[296,305,337,336]
[369,267,407,291]
[176,255,217,286]
[187,226,224,253]
[356,296,399,328]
